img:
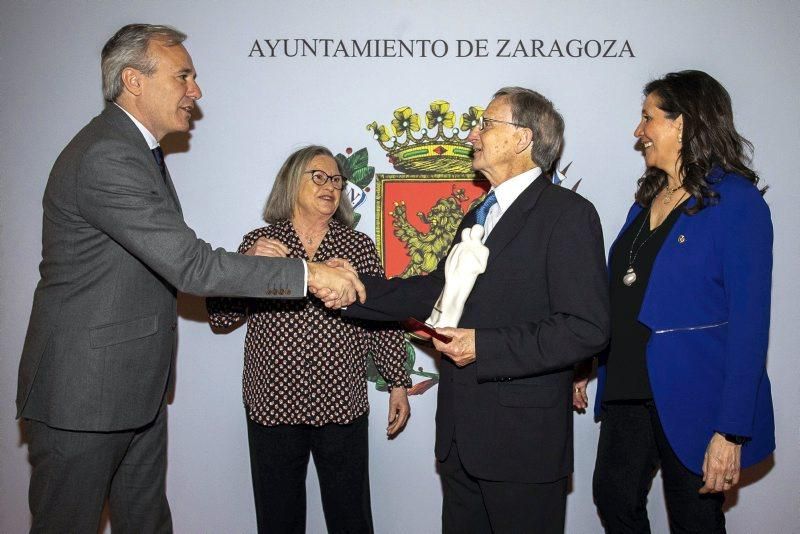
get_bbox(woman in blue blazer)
[574,70,774,533]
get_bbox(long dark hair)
[635,70,764,213]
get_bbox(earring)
[678,133,683,144]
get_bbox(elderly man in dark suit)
[337,87,610,533]
[16,24,363,533]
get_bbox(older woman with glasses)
[207,145,411,534]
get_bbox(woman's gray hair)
[101,24,186,102]
[262,145,355,227]
[493,87,565,173]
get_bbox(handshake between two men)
[243,235,474,368]
[244,224,486,371]
[243,236,365,308]
[307,260,365,308]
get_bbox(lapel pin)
[677,234,686,244]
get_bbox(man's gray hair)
[101,24,186,102]
[493,87,565,173]
[263,145,355,227]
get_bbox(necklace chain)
[661,182,683,205]
[292,221,329,245]
[627,209,655,268]
[623,190,687,286]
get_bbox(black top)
[603,202,684,402]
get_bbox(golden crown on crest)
[367,100,484,174]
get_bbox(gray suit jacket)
[17,104,305,432]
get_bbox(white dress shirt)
[482,167,542,243]
[114,103,159,150]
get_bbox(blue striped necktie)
[474,191,497,226]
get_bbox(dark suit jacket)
[344,174,609,483]
[17,104,305,432]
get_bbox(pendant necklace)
[661,182,683,205]
[623,190,687,287]
[622,212,652,286]
[292,221,328,246]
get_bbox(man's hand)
[572,377,589,410]
[244,237,289,257]
[387,387,410,437]
[572,359,593,411]
[307,260,366,308]
[699,432,742,494]
[432,327,476,367]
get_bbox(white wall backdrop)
[2,1,798,532]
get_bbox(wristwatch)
[720,432,747,445]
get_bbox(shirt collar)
[491,167,542,214]
[114,103,159,150]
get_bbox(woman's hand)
[245,237,289,257]
[699,432,742,493]
[572,359,592,410]
[386,387,410,437]
[572,377,589,410]
[325,257,357,275]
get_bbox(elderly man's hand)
[307,261,366,308]
[572,359,592,411]
[432,327,476,367]
[572,377,589,410]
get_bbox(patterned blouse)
[207,219,411,427]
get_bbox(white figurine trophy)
[424,224,490,329]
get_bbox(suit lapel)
[460,202,479,231]
[102,105,183,213]
[443,199,481,252]
[484,174,550,263]
[163,166,183,214]
[101,104,152,155]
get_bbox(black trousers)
[439,438,567,534]
[25,407,172,534]
[593,401,725,533]
[246,413,373,534]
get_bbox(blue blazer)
[595,168,775,474]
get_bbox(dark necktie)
[474,191,497,226]
[151,146,167,182]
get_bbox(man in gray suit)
[16,24,363,533]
